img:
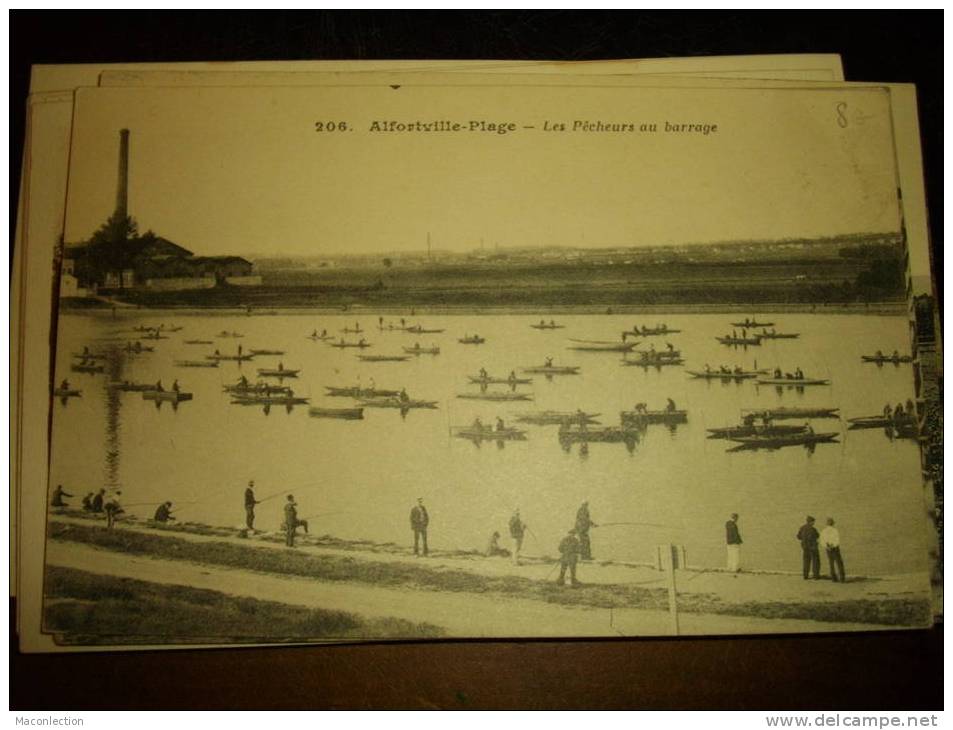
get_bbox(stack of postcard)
[12,55,941,651]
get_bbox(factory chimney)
[115,129,130,220]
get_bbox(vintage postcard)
[11,57,852,641]
[19,77,937,648]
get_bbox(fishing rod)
[596,521,673,529]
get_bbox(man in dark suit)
[797,515,821,579]
[244,480,259,531]
[411,498,429,556]
[725,513,742,573]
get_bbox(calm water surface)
[50,311,930,575]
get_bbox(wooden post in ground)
[657,543,683,636]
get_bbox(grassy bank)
[49,521,931,627]
[44,565,442,645]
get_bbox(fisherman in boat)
[239,374,249,387]
[743,413,757,427]
[732,330,738,339]
[795,367,804,380]
[539,319,545,326]
[733,366,743,375]
[81,492,94,512]
[875,349,883,359]
[549,319,556,327]
[894,403,906,423]
[704,364,711,373]
[666,398,677,413]
[485,531,510,558]
[50,484,72,508]
[358,338,366,346]
[883,403,893,419]
[479,367,488,379]
[473,417,484,432]
[312,329,318,337]
[278,361,284,371]
[172,380,180,393]
[153,501,175,523]
[155,380,164,392]
[321,329,328,338]
[496,417,506,432]
[545,357,553,368]
[214,349,221,357]
[59,379,70,391]
[666,342,674,352]
[892,349,900,360]
[508,370,517,383]
[399,388,409,404]
[238,344,243,356]
[774,367,782,379]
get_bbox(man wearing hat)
[557,528,582,587]
[283,494,308,548]
[410,498,429,556]
[820,517,846,583]
[509,509,526,566]
[796,515,821,580]
[244,480,259,532]
[725,513,742,573]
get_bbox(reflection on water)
[49,311,930,576]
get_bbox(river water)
[49,310,931,576]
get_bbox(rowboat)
[687,370,760,380]
[403,346,440,355]
[707,423,808,440]
[521,365,580,375]
[455,426,527,442]
[731,320,774,328]
[205,354,255,362]
[175,360,219,368]
[621,357,684,368]
[357,355,410,362]
[141,390,193,403]
[405,326,445,334]
[217,332,244,338]
[108,381,154,391]
[848,414,917,430]
[249,349,285,356]
[530,323,564,330]
[71,363,104,373]
[861,354,913,364]
[620,409,688,425]
[224,383,291,395]
[71,352,106,360]
[457,392,533,402]
[557,425,639,444]
[341,326,363,333]
[467,375,533,386]
[358,397,438,409]
[515,411,600,426]
[184,339,214,345]
[325,385,400,398]
[232,394,309,406]
[568,342,636,352]
[717,336,762,346]
[331,341,372,349]
[728,431,838,449]
[458,336,486,344]
[623,326,681,337]
[257,368,300,378]
[309,406,364,419]
[306,334,333,341]
[758,332,800,340]
[53,388,81,398]
[744,407,840,420]
[756,377,829,386]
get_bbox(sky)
[63,83,902,258]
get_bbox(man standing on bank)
[410,497,430,556]
[797,515,821,580]
[725,513,742,573]
[283,494,308,548]
[575,501,597,561]
[557,528,582,587]
[820,517,846,583]
[509,509,526,566]
[244,480,259,532]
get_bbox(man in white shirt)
[820,517,846,583]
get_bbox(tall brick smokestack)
[115,128,130,220]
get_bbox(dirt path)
[51,514,931,607]
[47,541,900,638]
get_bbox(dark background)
[10,10,943,710]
